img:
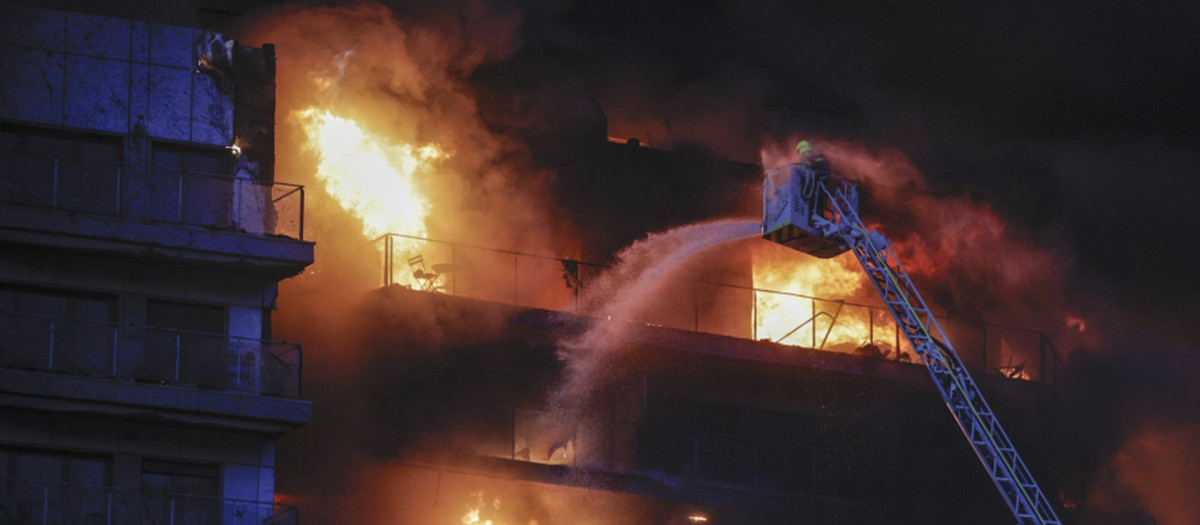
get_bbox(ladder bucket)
[762,164,850,258]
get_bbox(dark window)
[150,142,233,227]
[140,460,220,525]
[636,426,695,477]
[756,442,816,492]
[0,447,111,523]
[695,433,755,485]
[0,123,121,162]
[0,283,116,375]
[0,123,122,214]
[151,142,228,176]
[146,299,225,334]
[142,299,230,389]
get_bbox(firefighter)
[796,140,831,218]
[795,140,830,173]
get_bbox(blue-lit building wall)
[0,6,312,522]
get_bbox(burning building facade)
[0,1,1086,523]
[0,6,311,523]
[302,271,1068,524]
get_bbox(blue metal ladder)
[818,182,1063,524]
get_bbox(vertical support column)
[383,235,391,287]
[751,290,757,341]
[299,187,306,239]
[869,307,875,346]
[111,327,119,376]
[48,320,56,370]
[115,167,123,215]
[811,298,816,348]
[52,159,59,207]
[176,173,183,222]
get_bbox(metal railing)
[0,477,297,525]
[0,149,305,240]
[472,406,858,498]
[378,233,1068,386]
[0,309,302,398]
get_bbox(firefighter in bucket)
[796,140,831,219]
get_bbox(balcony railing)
[0,149,305,240]
[0,310,302,398]
[378,233,1069,386]
[469,406,866,500]
[0,478,297,525]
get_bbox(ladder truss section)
[822,185,1062,525]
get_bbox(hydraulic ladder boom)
[763,164,1062,524]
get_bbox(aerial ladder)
[762,159,1062,524]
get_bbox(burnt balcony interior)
[380,233,1069,386]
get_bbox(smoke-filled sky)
[514,4,1200,520]
[501,0,1200,335]
[229,0,1200,522]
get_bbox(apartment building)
[0,6,312,523]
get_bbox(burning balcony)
[0,309,301,398]
[377,233,1068,386]
[0,477,296,525]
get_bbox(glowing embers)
[296,108,444,242]
[462,491,535,525]
[461,491,497,525]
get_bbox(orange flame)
[752,247,913,360]
[752,250,864,346]
[295,108,445,244]
[461,491,508,525]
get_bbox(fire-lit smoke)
[755,138,1085,371]
[1090,423,1200,524]
[247,1,571,284]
